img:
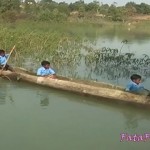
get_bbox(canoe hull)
[1,68,150,106]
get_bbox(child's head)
[0,49,5,56]
[130,74,142,84]
[41,60,50,69]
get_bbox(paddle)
[144,88,150,92]
[1,45,16,71]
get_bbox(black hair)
[0,49,5,54]
[41,60,50,66]
[130,74,141,81]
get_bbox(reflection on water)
[0,80,9,105]
[0,80,51,107]
[124,112,138,129]
[37,91,50,107]
[0,80,150,149]
[0,89,6,105]
[40,97,49,107]
[77,97,150,130]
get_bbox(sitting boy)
[125,74,149,96]
[37,60,56,79]
[0,49,13,71]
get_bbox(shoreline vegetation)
[0,0,150,23]
[1,19,150,80]
[1,0,150,79]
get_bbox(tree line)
[0,0,150,22]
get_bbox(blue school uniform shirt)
[37,67,55,76]
[0,54,9,65]
[125,81,144,92]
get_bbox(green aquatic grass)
[2,20,150,52]
[0,21,83,73]
[1,20,150,74]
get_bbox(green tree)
[58,2,69,15]
[85,1,100,12]
[99,4,109,14]
[69,0,85,11]
[108,5,124,21]
[40,0,58,11]
[40,0,52,3]
[24,0,36,13]
[125,2,137,16]
[0,0,21,13]
[136,3,150,14]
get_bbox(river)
[1,24,150,149]
[0,79,150,150]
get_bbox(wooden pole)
[1,45,16,71]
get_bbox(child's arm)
[37,68,42,76]
[0,56,2,65]
[125,83,132,91]
[139,84,145,90]
[49,68,55,75]
[47,68,56,79]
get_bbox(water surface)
[1,23,150,150]
[0,79,150,150]
[20,24,150,88]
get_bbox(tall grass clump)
[0,21,82,74]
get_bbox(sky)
[50,0,150,6]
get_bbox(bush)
[1,11,18,22]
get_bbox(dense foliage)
[0,0,150,22]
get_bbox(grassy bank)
[0,20,84,70]
[1,20,150,51]
[1,20,150,68]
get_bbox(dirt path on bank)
[130,15,150,21]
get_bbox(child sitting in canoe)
[37,60,56,79]
[0,49,13,71]
[125,74,149,96]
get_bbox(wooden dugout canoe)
[0,67,150,106]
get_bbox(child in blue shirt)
[37,60,56,79]
[125,74,149,95]
[0,49,13,71]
